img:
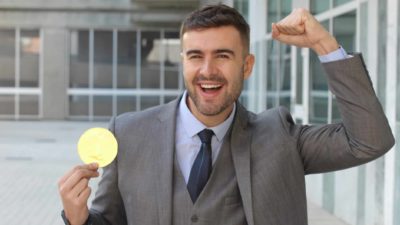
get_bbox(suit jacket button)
[191,215,199,222]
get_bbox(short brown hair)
[180,4,250,52]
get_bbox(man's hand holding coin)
[58,163,99,225]
[58,127,118,224]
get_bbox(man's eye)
[188,55,202,59]
[217,54,230,59]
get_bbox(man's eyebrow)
[185,50,202,55]
[214,49,235,56]
[184,49,236,56]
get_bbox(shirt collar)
[178,91,236,142]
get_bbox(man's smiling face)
[181,26,254,123]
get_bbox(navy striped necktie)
[187,129,214,203]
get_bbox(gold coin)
[77,127,118,168]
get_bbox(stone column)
[42,28,68,119]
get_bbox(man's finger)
[271,23,279,38]
[58,163,99,185]
[60,165,99,194]
[77,186,92,204]
[275,23,305,35]
[65,168,99,189]
[272,32,306,47]
[69,178,90,198]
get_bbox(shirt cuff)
[61,210,91,225]
[318,46,351,63]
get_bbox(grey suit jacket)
[87,54,394,225]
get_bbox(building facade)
[0,0,203,120]
[0,0,398,224]
[243,0,399,225]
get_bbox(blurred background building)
[0,0,398,224]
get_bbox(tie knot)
[198,129,214,144]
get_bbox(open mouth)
[200,83,223,93]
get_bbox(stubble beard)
[185,72,244,117]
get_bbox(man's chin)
[191,102,214,115]
[196,103,230,117]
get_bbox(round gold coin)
[77,127,118,168]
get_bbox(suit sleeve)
[87,116,128,225]
[282,54,394,174]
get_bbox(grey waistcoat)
[172,136,247,225]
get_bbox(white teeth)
[200,84,222,89]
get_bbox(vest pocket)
[221,195,247,224]
[224,195,241,206]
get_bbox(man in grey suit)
[58,4,394,225]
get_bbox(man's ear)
[243,54,255,79]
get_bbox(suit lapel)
[230,103,255,225]
[154,98,180,225]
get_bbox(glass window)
[280,96,291,109]
[94,31,113,89]
[70,30,89,88]
[333,11,356,52]
[310,0,330,14]
[310,21,329,92]
[267,40,278,92]
[281,44,291,110]
[296,48,303,104]
[165,95,179,103]
[93,96,112,116]
[267,96,277,109]
[69,95,89,116]
[20,30,40,87]
[267,0,292,32]
[332,97,341,123]
[19,95,39,115]
[67,29,181,120]
[164,32,181,89]
[310,52,328,91]
[141,31,161,89]
[310,96,328,124]
[333,0,353,7]
[281,0,292,18]
[309,20,329,124]
[117,96,136,114]
[267,0,278,33]
[0,95,14,115]
[165,69,180,89]
[234,0,249,21]
[281,44,291,91]
[0,30,15,87]
[117,31,137,89]
[140,96,159,110]
[266,38,291,109]
[239,94,248,107]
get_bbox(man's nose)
[199,59,217,77]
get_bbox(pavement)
[0,121,349,225]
